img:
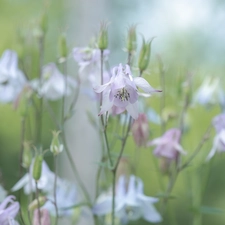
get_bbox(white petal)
[11,174,29,192]
[174,143,187,155]
[93,195,112,215]
[134,77,160,93]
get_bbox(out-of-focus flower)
[93,175,162,224]
[0,195,20,225]
[132,113,149,147]
[11,160,55,194]
[50,131,63,155]
[94,64,160,119]
[32,209,50,225]
[31,63,76,101]
[73,47,109,73]
[43,180,77,217]
[206,114,225,161]
[0,50,26,103]
[148,128,186,160]
[194,77,224,107]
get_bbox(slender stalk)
[157,55,166,135]
[35,181,42,225]
[53,155,59,225]
[111,116,132,225]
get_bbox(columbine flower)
[194,77,223,107]
[73,47,109,73]
[43,180,77,217]
[94,64,160,119]
[31,63,76,101]
[0,50,26,103]
[93,175,162,224]
[132,113,149,147]
[11,160,55,194]
[148,128,186,160]
[0,195,20,225]
[206,114,225,161]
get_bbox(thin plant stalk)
[35,181,42,225]
[53,155,59,225]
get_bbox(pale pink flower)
[148,128,186,160]
[94,64,160,119]
[206,114,225,161]
[32,209,50,225]
[0,195,20,225]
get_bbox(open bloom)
[94,64,160,119]
[0,50,26,103]
[148,128,186,160]
[93,175,162,224]
[206,114,225,161]
[43,180,77,217]
[11,160,55,194]
[31,63,76,101]
[0,195,20,225]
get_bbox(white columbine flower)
[94,64,160,119]
[93,175,162,224]
[11,160,55,194]
[31,63,76,101]
[0,50,26,103]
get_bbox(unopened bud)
[29,196,47,211]
[32,208,50,225]
[50,131,63,155]
[138,37,154,73]
[32,155,43,181]
[116,157,131,181]
[132,113,149,147]
[98,22,108,50]
[40,12,48,34]
[58,34,68,58]
[126,25,137,53]
[22,141,32,169]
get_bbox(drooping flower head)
[32,209,50,225]
[93,175,162,224]
[148,128,186,160]
[0,50,26,103]
[94,64,160,119]
[73,47,109,73]
[0,195,20,225]
[132,113,149,147]
[206,113,225,161]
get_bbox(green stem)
[35,181,42,225]
[53,155,59,225]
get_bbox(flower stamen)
[114,88,130,102]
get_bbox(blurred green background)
[1,0,225,225]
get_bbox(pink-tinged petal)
[126,102,139,119]
[206,135,220,161]
[134,77,161,93]
[116,176,126,199]
[0,196,15,210]
[99,91,114,115]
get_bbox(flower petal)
[126,102,139,119]
[134,77,161,93]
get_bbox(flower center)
[114,88,130,101]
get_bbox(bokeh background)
[1,0,225,225]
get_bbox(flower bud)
[32,155,43,181]
[40,12,48,34]
[22,141,32,169]
[29,196,47,211]
[32,208,50,225]
[138,37,154,73]
[126,25,137,53]
[58,34,68,59]
[50,131,63,155]
[132,113,149,147]
[98,22,108,50]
